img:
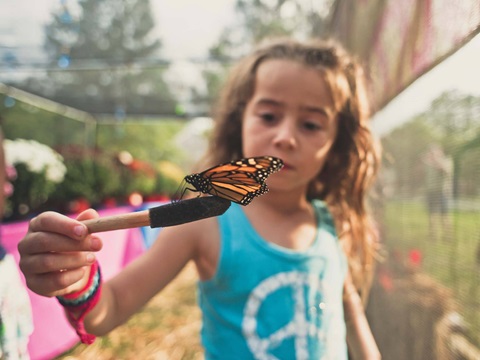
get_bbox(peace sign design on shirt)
[241,271,344,359]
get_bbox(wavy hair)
[203,38,381,297]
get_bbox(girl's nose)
[273,121,297,150]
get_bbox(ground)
[56,263,203,360]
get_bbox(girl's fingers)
[30,211,87,238]
[19,231,102,256]
[26,267,89,297]
[18,210,103,297]
[20,251,96,275]
[76,208,100,221]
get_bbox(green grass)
[383,199,480,346]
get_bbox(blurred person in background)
[0,115,33,360]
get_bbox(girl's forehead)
[252,59,335,108]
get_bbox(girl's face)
[242,59,338,194]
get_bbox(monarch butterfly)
[183,156,284,205]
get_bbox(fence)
[366,93,480,359]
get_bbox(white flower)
[4,139,66,183]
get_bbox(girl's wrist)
[56,260,102,344]
[59,264,98,302]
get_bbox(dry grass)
[56,263,203,360]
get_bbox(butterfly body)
[184,156,283,205]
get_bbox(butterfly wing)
[207,180,267,205]
[184,156,283,205]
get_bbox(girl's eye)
[302,120,322,131]
[259,113,277,123]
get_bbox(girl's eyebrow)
[302,105,333,118]
[255,98,334,118]
[255,98,283,107]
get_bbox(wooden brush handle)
[82,210,150,233]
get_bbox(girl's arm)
[83,220,203,335]
[18,208,210,337]
[343,273,381,360]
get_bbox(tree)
[20,0,177,116]
[381,118,434,197]
[423,91,480,153]
[200,0,333,105]
[381,90,480,200]
[209,0,333,61]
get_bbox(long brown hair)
[203,38,381,297]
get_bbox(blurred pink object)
[408,249,423,268]
[3,206,146,360]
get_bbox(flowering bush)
[4,139,66,219]
[2,139,183,220]
[49,154,122,212]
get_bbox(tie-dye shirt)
[198,200,348,360]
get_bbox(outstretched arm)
[83,221,201,335]
[343,273,381,360]
[18,208,206,338]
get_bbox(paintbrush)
[82,196,231,233]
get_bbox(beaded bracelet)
[56,260,102,344]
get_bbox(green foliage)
[455,144,480,197]
[2,136,184,221]
[381,90,480,199]
[383,200,480,346]
[425,91,480,146]
[380,90,480,346]
[153,160,186,197]
[1,104,188,220]
[96,119,187,168]
[152,173,180,197]
[7,163,56,218]
[381,118,434,196]
[115,160,155,198]
[49,156,122,208]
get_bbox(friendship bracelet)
[56,260,102,344]
[58,260,100,301]
[57,269,101,307]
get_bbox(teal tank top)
[197,201,348,359]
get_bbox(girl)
[18,38,381,359]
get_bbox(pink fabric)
[2,206,146,360]
[329,0,480,111]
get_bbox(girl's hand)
[18,209,103,298]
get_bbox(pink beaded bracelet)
[57,260,102,344]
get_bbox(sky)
[0,0,478,135]
[152,0,236,60]
[0,0,236,60]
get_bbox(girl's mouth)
[281,163,293,170]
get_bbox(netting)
[366,93,480,359]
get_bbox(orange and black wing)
[184,156,283,205]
